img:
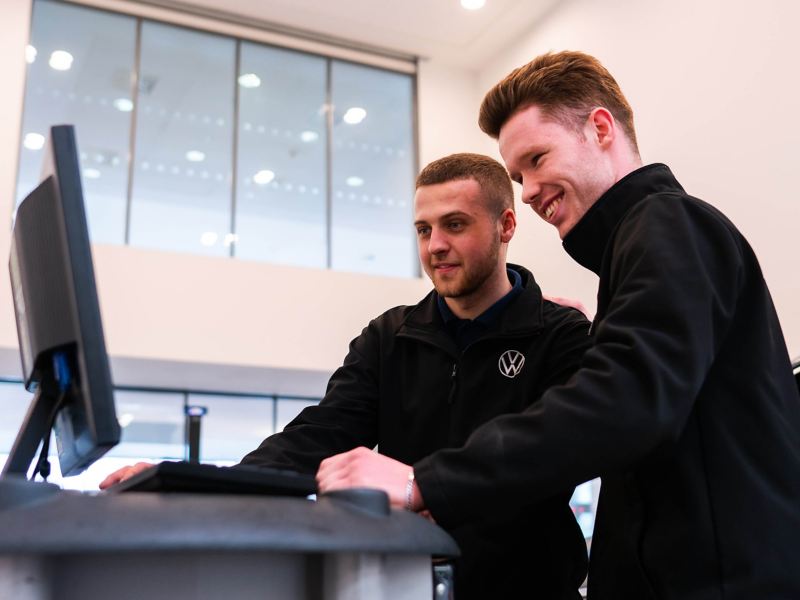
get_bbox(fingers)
[316,447,370,492]
[98,462,153,490]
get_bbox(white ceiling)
[159,0,565,68]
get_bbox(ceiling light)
[49,50,74,71]
[461,0,486,9]
[224,233,239,246]
[346,176,364,187]
[253,169,275,185]
[113,98,133,112]
[23,132,45,150]
[185,150,205,162]
[25,45,37,64]
[83,168,101,179]
[300,130,319,143]
[343,107,367,125]
[238,73,261,88]
[200,231,218,246]
[118,413,134,428]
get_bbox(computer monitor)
[3,124,120,480]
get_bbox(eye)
[416,226,430,237]
[531,153,544,167]
[446,221,464,232]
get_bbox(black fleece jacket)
[241,265,591,599]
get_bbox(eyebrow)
[414,210,473,226]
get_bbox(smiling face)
[414,178,515,314]
[499,104,616,239]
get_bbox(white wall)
[0,0,487,396]
[478,0,800,356]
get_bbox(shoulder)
[623,192,741,241]
[365,297,431,335]
[613,192,746,265]
[541,299,591,333]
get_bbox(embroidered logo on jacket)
[498,350,525,378]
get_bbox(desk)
[0,479,458,600]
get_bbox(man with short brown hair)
[104,152,592,600]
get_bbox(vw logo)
[498,350,525,379]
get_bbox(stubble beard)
[432,234,502,301]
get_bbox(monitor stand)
[2,379,59,478]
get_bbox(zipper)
[446,363,458,404]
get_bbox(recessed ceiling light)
[23,132,45,150]
[118,413,134,428]
[185,150,205,162]
[113,98,134,112]
[253,169,275,185]
[83,168,101,179]
[343,107,367,125]
[49,50,74,71]
[25,45,37,64]
[224,233,239,246]
[300,130,319,143]
[346,176,364,187]
[461,0,486,9]
[200,231,218,246]
[238,73,261,88]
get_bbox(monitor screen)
[3,125,120,480]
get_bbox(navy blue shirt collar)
[437,268,523,349]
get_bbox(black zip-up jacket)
[414,165,800,599]
[241,265,591,599]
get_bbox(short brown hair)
[416,153,513,218]
[479,51,638,152]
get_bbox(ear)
[587,107,615,148]
[499,208,516,243]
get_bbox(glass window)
[17,0,135,244]
[109,389,186,461]
[275,398,319,433]
[128,22,235,256]
[330,61,416,277]
[188,393,275,464]
[235,44,327,267]
[570,478,600,539]
[18,1,419,277]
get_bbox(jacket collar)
[562,164,684,275]
[399,263,544,338]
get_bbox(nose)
[427,227,449,255]
[521,176,542,205]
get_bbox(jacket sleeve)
[532,303,593,403]
[414,196,744,529]
[238,319,382,473]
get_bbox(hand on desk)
[317,447,424,512]
[98,462,154,490]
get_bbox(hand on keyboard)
[99,462,154,490]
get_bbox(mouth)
[432,263,459,274]
[540,193,563,223]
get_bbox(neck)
[612,145,644,184]
[444,266,512,320]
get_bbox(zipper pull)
[447,363,458,405]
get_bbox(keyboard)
[105,461,317,497]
